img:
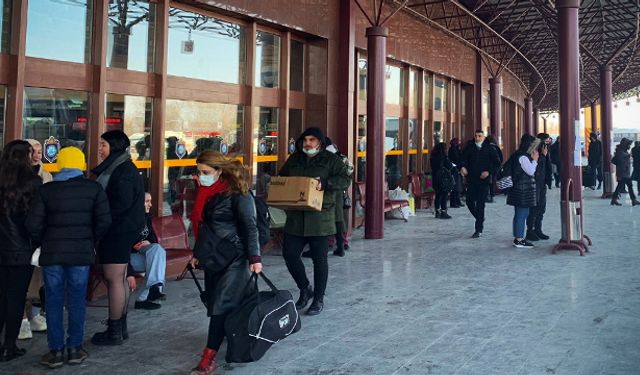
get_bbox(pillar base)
[553,240,587,256]
[601,172,615,198]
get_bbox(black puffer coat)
[460,139,501,185]
[26,176,112,266]
[202,192,260,316]
[632,142,640,181]
[507,153,537,208]
[613,139,633,179]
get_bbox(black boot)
[435,210,441,218]
[91,319,123,346]
[120,314,128,340]
[597,181,602,190]
[535,230,550,240]
[295,285,313,310]
[526,230,540,241]
[611,199,622,206]
[632,200,640,206]
[306,297,324,316]
[333,247,345,257]
[439,210,452,219]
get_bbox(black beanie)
[297,127,326,147]
[101,130,130,154]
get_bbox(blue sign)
[43,136,60,163]
[258,142,267,156]
[175,141,187,159]
[220,143,228,155]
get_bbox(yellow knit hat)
[57,147,86,171]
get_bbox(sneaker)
[513,239,534,248]
[306,298,324,316]
[134,300,161,310]
[40,350,64,369]
[148,284,166,301]
[30,314,47,332]
[471,231,482,238]
[67,346,88,365]
[18,318,32,339]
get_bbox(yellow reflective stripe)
[255,155,278,162]
[133,160,151,169]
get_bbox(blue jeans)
[42,265,89,350]
[513,207,530,238]
[130,243,166,301]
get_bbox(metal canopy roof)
[393,0,640,111]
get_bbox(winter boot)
[435,210,441,218]
[632,200,640,206]
[295,285,313,310]
[611,198,622,206]
[120,314,128,340]
[439,210,452,219]
[190,348,217,375]
[525,230,540,241]
[90,319,123,346]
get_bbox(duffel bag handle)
[257,272,278,292]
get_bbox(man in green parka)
[279,127,351,315]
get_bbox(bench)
[410,174,435,212]
[355,181,409,228]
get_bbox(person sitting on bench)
[127,193,166,310]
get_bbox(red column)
[474,51,483,131]
[524,97,533,135]
[600,66,614,198]
[533,108,540,135]
[364,26,388,239]
[489,77,501,142]
[556,0,588,253]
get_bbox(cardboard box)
[267,176,324,211]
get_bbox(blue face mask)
[199,174,217,187]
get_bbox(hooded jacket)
[613,138,633,179]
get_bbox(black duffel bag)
[224,272,301,363]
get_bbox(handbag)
[224,272,301,363]
[496,175,513,190]
[193,223,241,274]
[343,191,352,209]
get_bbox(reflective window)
[168,9,246,83]
[164,100,244,213]
[26,0,93,63]
[409,118,418,174]
[288,109,303,154]
[385,65,402,105]
[422,120,430,171]
[0,0,11,53]
[424,73,432,110]
[256,31,280,88]
[385,116,402,189]
[107,1,156,72]
[358,58,367,101]
[105,94,152,188]
[23,88,89,164]
[433,121,442,145]
[409,70,419,109]
[434,78,446,111]
[290,40,304,91]
[356,114,366,182]
[0,86,5,151]
[254,107,278,196]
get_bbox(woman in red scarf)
[189,151,262,375]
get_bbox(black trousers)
[435,189,448,211]
[527,185,547,232]
[335,221,345,251]
[283,234,328,300]
[206,314,227,350]
[614,178,637,201]
[0,264,34,348]
[466,183,489,233]
[592,163,603,183]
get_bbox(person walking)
[430,142,454,219]
[0,140,39,362]
[25,147,111,368]
[485,135,503,203]
[526,133,553,241]
[632,141,640,194]
[324,138,353,257]
[90,130,145,346]
[188,151,262,375]
[508,134,539,248]
[587,132,603,189]
[448,138,464,208]
[460,130,501,238]
[611,138,639,206]
[279,127,350,316]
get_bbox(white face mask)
[303,147,320,156]
[199,174,218,187]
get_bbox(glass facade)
[254,107,279,196]
[168,9,246,83]
[290,40,304,91]
[288,108,303,154]
[409,70,418,109]
[256,31,281,88]
[434,78,446,111]
[356,114,366,182]
[358,58,367,101]
[385,116,401,189]
[385,65,402,105]
[26,0,93,63]
[23,88,89,164]
[424,73,432,110]
[107,1,156,72]
[409,118,418,174]
[0,0,11,53]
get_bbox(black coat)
[588,139,602,166]
[533,151,552,202]
[632,145,640,181]
[26,176,111,266]
[613,146,632,179]
[430,151,454,191]
[448,146,462,167]
[0,177,41,266]
[202,192,260,316]
[460,139,501,185]
[507,154,537,207]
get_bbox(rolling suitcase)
[582,165,596,188]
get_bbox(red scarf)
[191,179,229,239]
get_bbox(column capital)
[556,0,580,9]
[489,76,501,84]
[600,64,612,73]
[365,26,388,37]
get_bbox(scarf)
[54,168,84,181]
[191,179,230,239]
[92,152,131,189]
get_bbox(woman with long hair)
[507,134,539,248]
[90,131,145,346]
[25,139,53,183]
[0,140,38,361]
[189,151,262,375]
[430,142,454,219]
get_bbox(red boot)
[190,348,217,375]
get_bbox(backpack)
[436,167,455,192]
[250,192,271,248]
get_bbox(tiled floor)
[4,187,640,375]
